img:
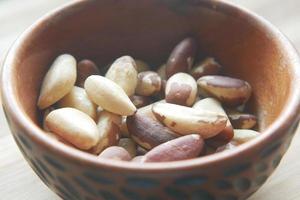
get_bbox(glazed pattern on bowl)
[1,0,300,200]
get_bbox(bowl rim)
[2,0,300,172]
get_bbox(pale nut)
[118,138,137,157]
[98,146,131,161]
[58,86,97,119]
[165,72,197,106]
[45,108,99,150]
[127,103,179,150]
[105,56,138,96]
[42,107,71,145]
[91,111,121,154]
[112,56,137,68]
[143,134,204,162]
[131,156,144,163]
[135,71,162,96]
[130,95,152,108]
[84,75,136,116]
[193,98,226,119]
[152,103,227,139]
[193,98,234,147]
[76,59,99,87]
[38,54,77,109]
[135,59,150,72]
[227,111,257,129]
[157,64,167,80]
[166,37,197,78]
[190,57,222,79]
[197,75,252,107]
[233,129,260,144]
[44,131,72,146]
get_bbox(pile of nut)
[38,37,259,163]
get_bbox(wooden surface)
[1,0,300,199]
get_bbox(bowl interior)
[6,1,297,143]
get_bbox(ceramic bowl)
[1,1,300,200]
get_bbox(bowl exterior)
[3,103,298,200]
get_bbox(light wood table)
[1,0,300,199]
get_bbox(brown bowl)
[1,1,300,200]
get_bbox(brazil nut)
[166,37,197,78]
[105,56,138,96]
[190,57,221,79]
[197,75,252,107]
[165,72,197,106]
[127,103,179,150]
[143,134,204,162]
[76,59,99,87]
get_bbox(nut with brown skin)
[126,103,179,150]
[152,102,227,139]
[98,146,131,161]
[45,108,100,150]
[165,72,197,106]
[193,98,234,147]
[166,37,197,78]
[135,71,162,96]
[76,59,99,87]
[142,134,204,162]
[105,56,138,96]
[227,110,257,129]
[130,95,152,108]
[84,75,136,116]
[58,86,97,120]
[206,130,234,148]
[118,138,137,157]
[38,54,77,109]
[233,129,260,144]
[135,59,150,72]
[197,75,252,107]
[90,111,121,154]
[190,57,222,79]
